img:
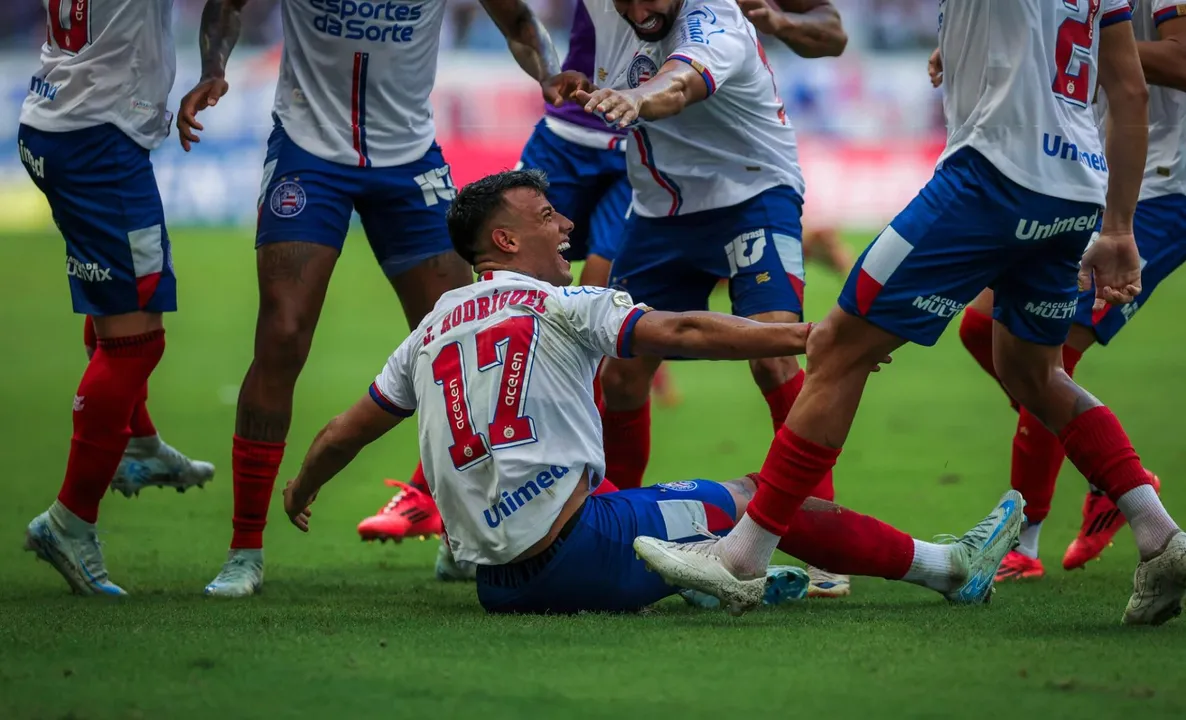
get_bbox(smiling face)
[490,187,575,286]
[613,0,681,41]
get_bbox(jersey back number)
[430,315,540,471]
[1052,0,1102,108]
[47,0,92,55]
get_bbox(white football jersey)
[274,0,447,168]
[1111,0,1186,200]
[19,0,177,150]
[936,0,1133,206]
[371,271,650,565]
[591,0,804,217]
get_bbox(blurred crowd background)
[0,0,939,52]
[1,0,945,230]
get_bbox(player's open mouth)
[558,241,571,254]
[637,16,661,31]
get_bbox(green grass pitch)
[2,228,1185,719]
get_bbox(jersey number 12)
[1053,0,1102,108]
[431,315,540,471]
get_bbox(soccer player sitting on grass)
[281,169,1022,615]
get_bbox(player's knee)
[994,351,1050,410]
[600,358,656,409]
[255,311,315,374]
[748,355,799,393]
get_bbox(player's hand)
[928,48,943,88]
[176,76,230,152]
[283,478,317,533]
[736,0,787,36]
[542,70,595,107]
[574,88,642,129]
[1078,230,1142,311]
[871,354,893,373]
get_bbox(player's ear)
[490,227,519,256]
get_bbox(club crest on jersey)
[658,481,699,492]
[627,54,659,88]
[270,180,307,218]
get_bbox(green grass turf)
[2,228,1186,719]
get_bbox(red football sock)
[761,371,836,502]
[129,390,156,438]
[776,499,914,579]
[958,308,997,380]
[85,316,155,437]
[58,330,166,523]
[748,426,840,536]
[1058,406,1150,504]
[408,461,430,494]
[231,436,286,549]
[1009,345,1083,524]
[762,371,803,432]
[602,400,650,490]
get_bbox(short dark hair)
[446,168,550,266]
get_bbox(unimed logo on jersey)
[483,466,571,529]
[309,0,423,42]
[1042,133,1108,173]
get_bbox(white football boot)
[680,565,810,609]
[941,490,1026,605]
[204,549,264,597]
[110,435,215,498]
[434,535,477,582]
[633,535,767,615]
[1123,531,1186,626]
[24,501,126,596]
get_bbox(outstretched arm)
[177,0,250,151]
[575,59,709,128]
[738,0,847,58]
[284,395,405,531]
[630,311,810,360]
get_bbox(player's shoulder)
[673,0,748,39]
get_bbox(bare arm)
[629,311,810,360]
[1098,20,1150,234]
[480,0,562,85]
[199,0,249,82]
[1137,16,1186,91]
[739,0,847,58]
[177,0,249,150]
[576,60,708,129]
[284,396,404,530]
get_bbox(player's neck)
[474,262,540,282]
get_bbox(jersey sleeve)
[665,3,752,95]
[556,287,651,359]
[369,339,417,418]
[1152,0,1186,26]
[1101,0,1134,27]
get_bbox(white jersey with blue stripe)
[592,0,805,218]
[936,0,1133,206]
[19,0,176,151]
[273,0,447,168]
[1098,0,1186,200]
[371,272,651,565]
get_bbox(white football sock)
[1015,521,1042,559]
[719,513,781,579]
[901,540,956,592]
[1116,484,1180,559]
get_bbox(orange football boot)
[1063,472,1161,570]
[358,479,443,542]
